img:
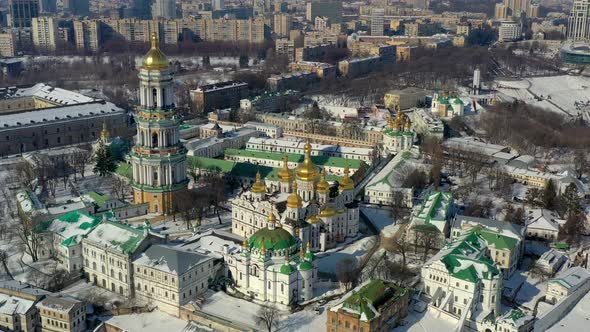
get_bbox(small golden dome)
[142,32,170,70]
[319,205,337,218]
[268,211,276,224]
[339,166,354,191]
[100,121,109,141]
[404,116,411,130]
[295,142,319,182]
[316,169,330,194]
[306,242,311,250]
[242,239,249,247]
[300,246,305,259]
[278,154,293,182]
[307,215,320,224]
[287,182,303,209]
[251,171,266,194]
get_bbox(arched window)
[152,88,158,107]
[152,132,158,147]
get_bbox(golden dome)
[319,205,337,218]
[307,215,320,224]
[268,211,276,224]
[287,181,303,209]
[251,171,266,194]
[339,166,354,191]
[278,154,293,182]
[100,121,109,141]
[404,116,411,130]
[242,238,249,247]
[316,169,330,194]
[142,32,170,70]
[295,142,319,182]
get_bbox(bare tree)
[336,258,358,291]
[0,250,13,279]
[110,176,131,201]
[13,212,43,262]
[383,231,412,271]
[415,228,440,262]
[71,146,93,179]
[14,161,37,190]
[255,305,281,332]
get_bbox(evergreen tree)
[541,179,557,210]
[560,183,581,217]
[93,142,117,177]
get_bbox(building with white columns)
[130,32,188,214]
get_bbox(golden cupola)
[287,181,303,208]
[142,32,170,70]
[339,166,354,191]
[295,142,319,182]
[316,169,330,194]
[251,171,266,194]
[100,121,109,141]
[278,154,293,182]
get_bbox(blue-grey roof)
[133,245,213,275]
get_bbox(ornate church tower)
[130,33,187,215]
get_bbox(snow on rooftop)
[3,83,95,105]
[85,222,145,254]
[103,310,194,332]
[0,101,124,129]
[0,293,35,315]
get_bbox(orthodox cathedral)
[231,143,360,253]
[224,212,318,306]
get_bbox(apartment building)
[32,16,58,53]
[289,61,336,79]
[273,13,292,38]
[275,38,295,61]
[37,296,86,332]
[0,32,17,57]
[133,245,217,317]
[73,19,101,52]
[191,81,249,113]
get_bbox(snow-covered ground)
[361,206,400,237]
[101,310,195,331]
[315,236,377,274]
[392,307,455,332]
[494,75,590,120]
[547,290,590,331]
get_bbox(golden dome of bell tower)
[142,32,170,70]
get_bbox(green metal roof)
[342,280,406,321]
[280,263,297,275]
[225,149,366,169]
[299,261,314,271]
[87,191,112,208]
[248,227,297,251]
[477,228,518,250]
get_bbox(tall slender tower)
[131,32,187,215]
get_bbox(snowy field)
[547,290,590,331]
[495,75,590,120]
[392,307,455,332]
[361,206,399,237]
[314,236,377,274]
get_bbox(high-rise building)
[370,8,384,36]
[38,0,56,13]
[131,33,188,215]
[498,20,522,41]
[0,32,17,57]
[131,0,152,19]
[31,16,58,52]
[273,13,292,38]
[73,19,101,52]
[212,0,224,11]
[306,0,342,23]
[63,0,90,16]
[8,0,39,28]
[497,0,537,18]
[568,0,590,41]
[152,0,176,19]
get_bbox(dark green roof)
[342,280,406,321]
[280,263,297,275]
[477,228,518,250]
[299,261,314,271]
[87,191,112,208]
[225,149,366,169]
[249,227,297,251]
